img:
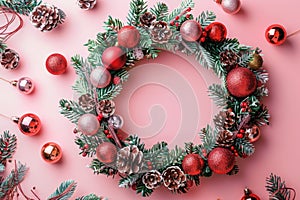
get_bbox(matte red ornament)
[241,188,261,200]
[118,26,141,48]
[46,53,68,75]
[265,24,287,45]
[226,67,257,98]
[182,153,204,175]
[180,20,202,42]
[41,142,63,164]
[102,46,127,71]
[16,113,41,136]
[96,142,118,164]
[207,147,235,174]
[206,22,227,42]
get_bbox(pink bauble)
[118,26,141,48]
[102,46,127,71]
[221,0,241,15]
[180,20,202,42]
[18,113,41,136]
[78,114,100,135]
[90,67,111,88]
[17,77,34,94]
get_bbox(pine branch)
[0,42,7,53]
[199,125,218,153]
[59,99,86,124]
[89,159,118,176]
[195,44,214,69]
[266,173,291,200]
[254,69,269,84]
[48,180,77,200]
[150,2,169,21]
[0,0,41,15]
[125,135,145,151]
[119,174,140,188]
[252,105,270,126]
[186,175,200,186]
[138,27,153,49]
[127,0,147,26]
[167,0,194,22]
[0,131,17,164]
[0,164,4,173]
[162,146,186,167]
[235,138,255,156]
[75,132,108,157]
[136,183,153,197]
[97,84,123,101]
[238,49,253,67]
[76,194,107,200]
[143,142,169,170]
[196,11,216,27]
[104,16,123,33]
[208,84,229,108]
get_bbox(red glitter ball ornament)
[118,26,141,48]
[207,147,235,174]
[265,24,287,45]
[45,53,68,75]
[102,46,127,71]
[206,22,227,42]
[96,142,118,164]
[226,67,257,98]
[182,153,204,175]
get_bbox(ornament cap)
[11,116,20,124]
[244,187,251,195]
[10,80,18,87]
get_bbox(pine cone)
[132,48,144,60]
[214,109,236,130]
[116,145,143,174]
[0,49,19,70]
[77,0,96,10]
[217,130,235,148]
[96,100,116,118]
[140,12,156,27]
[142,170,163,189]
[78,94,95,112]
[162,166,186,191]
[220,50,239,72]
[29,4,65,32]
[150,21,172,44]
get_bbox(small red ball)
[208,147,235,174]
[45,53,68,75]
[226,67,257,98]
[118,26,141,48]
[96,142,117,164]
[206,22,227,42]
[265,24,287,45]
[182,153,204,175]
[102,46,127,71]
[180,20,202,42]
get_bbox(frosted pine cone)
[214,108,236,130]
[162,166,186,191]
[217,130,235,148]
[77,0,97,10]
[96,100,116,118]
[142,170,163,189]
[220,50,239,72]
[150,21,172,44]
[140,12,156,27]
[0,49,19,70]
[116,145,143,174]
[29,4,66,32]
[78,94,95,112]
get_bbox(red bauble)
[226,67,257,98]
[206,22,227,42]
[96,142,118,164]
[182,153,204,175]
[207,147,235,174]
[46,53,68,75]
[241,188,261,200]
[102,46,127,70]
[180,20,202,42]
[118,26,141,48]
[265,24,287,45]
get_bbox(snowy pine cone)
[0,49,19,70]
[142,170,163,189]
[150,21,172,44]
[162,166,186,191]
[116,145,143,174]
[77,0,97,10]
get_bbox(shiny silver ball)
[17,77,34,94]
[108,115,124,129]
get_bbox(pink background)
[1,0,300,199]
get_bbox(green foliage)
[0,131,17,164]
[162,146,186,167]
[0,0,41,15]
[208,84,228,108]
[76,194,105,200]
[252,105,270,126]
[0,164,4,173]
[75,132,108,157]
[48,180,77,200]
[59,99,86,124]
[254,69,269,84]
[0,162,28,198]
[150,2,169,21]
[0,42,7,53]
[143,141,169,170]
[97,83,123,101]
[186,175,201,186]
[125,135,145,151]
[199,125,218,153]
[127,0,147,26]
[104,16,123,33]
[195,45,214,69]
[89,159,118,176]
[266,173,291,200]
[136,183,153,197]
[235,138,255,156]
[119,174,140,188]
[167,0,194,22]
[196,11,216,27]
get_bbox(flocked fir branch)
[0,0,41,15]
[266,173,295,200]
[48,180,77,200]
[127,0,147,26]
[0,131,17,166]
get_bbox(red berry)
[237,133,244,138]
[241,108,247,112]
[234,152,239,157]
[202,31,207,37]
[239,129,245,133]
[200,37,206,43]
[97,114,103,121]
[230,146,235,150]
[175,16,180,20]
[84,144,89,149]
[241,102,248,108]
[187,7,192,12]
[186,14,191,19]
[175,22,179,27]
[131,183,137,191]
[82,152,87,157]
[104,130,109,135]
[107,134,113,139]
[170,21,175,26]
[113,76,121,85]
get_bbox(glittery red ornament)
[207,147,235,174]
[45,53,68,75]
[102,46,127,71]
[226,67,257,98]
[241,188,261,200]
[265,24,287,45]
[180,20,202,42]
[118,26,141,48]
[96,142,117,164]
[206,22,227,42]
[182,153,204,175]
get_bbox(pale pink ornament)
[15,77,34,94]
[221,0,241,14]
[78,114,100,135]
[90,67,111,88]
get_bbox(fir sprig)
[75,133,109,157]
[199,125,218,153]
[196,11,216,27]
[266,174,291,200]
[119,174,140,188]
[76,194,107,200]
[208,84,229,108]
[48,180,77,200]
[127,0,147,26]
[150,2,169,21]
[235,138,255,156]
[89,159,118,176]
[104,16,123,33]
[136,183,153,197]
[0,0,41,15]
[167,0,194,22]
[0,131,17,164]
[59,99,86,124]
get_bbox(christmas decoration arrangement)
[59,0,270,197]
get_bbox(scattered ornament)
[41,142,62,163]
[241,188,261,200]
[214,0,241,15]
[0,76,34,94]
[45,53,68,75]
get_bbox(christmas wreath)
[59,0,270,197]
